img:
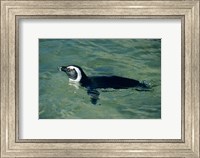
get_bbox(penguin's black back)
[82,76,142,89]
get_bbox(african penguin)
[58,65,150,105]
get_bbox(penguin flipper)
[87,88,100,105]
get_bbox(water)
[39,39,161,119]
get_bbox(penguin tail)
[136,80,152,91]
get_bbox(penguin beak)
[58,66,69,72]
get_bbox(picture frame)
[1,0,199,157]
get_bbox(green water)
[39,39,161,119]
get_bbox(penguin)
[58,65,150,105]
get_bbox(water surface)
[39,39,161,119]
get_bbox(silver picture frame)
[1,0,199,157]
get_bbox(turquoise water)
[39,39,161,119]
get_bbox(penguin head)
[58,65,87,82]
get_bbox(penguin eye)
[66,67,75,72]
